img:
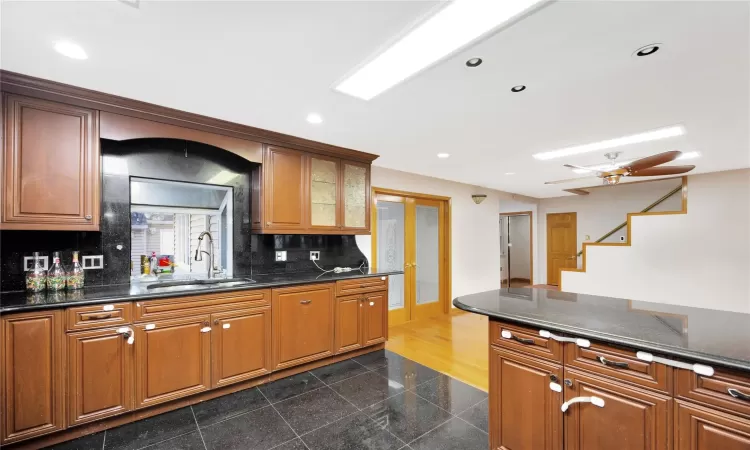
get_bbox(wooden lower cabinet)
[362,291,387,346]
[134,315,211,408]
[563,369,671,450]
[272,284,334,369]
[67,327,134,425]
[675,401,750,450]
[211,307,272,388]
[1,310,65,444]
[334,295,363,354]
[489,346,563,450]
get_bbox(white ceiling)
[2,0,748,198]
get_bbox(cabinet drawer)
[676,367,750,419]
[67,302,132,331]
[134,289,269,322]
[336,276,387,297]
[490,320,563,363]
[564,341,670,393]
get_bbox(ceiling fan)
[545,150,695,186]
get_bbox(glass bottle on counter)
[47,251,67,291]
[25,252,47,292]
[67,251,84,290]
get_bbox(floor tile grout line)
[101,430,106,450]
[258,385,313,450]
[134,431,203,450]
[308,371,363,412]
[263,382,329,406]
[453,413,489,435]
[403,416,454,447]
[453,396,489,417]
[192,390,273,432]
[267,436,304,450]
[190,405,209,450]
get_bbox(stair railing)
[574,185,683,258]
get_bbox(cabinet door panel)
[334,295,362,354]
[341,160,369,232]
[490,347,563,450]
[135,316,211,408]
[309,155,340,230]
[264,146,306,229]
[675,401,750,450]
[273,284,334,369]
[564,369,671,450]
[1,310,64,444]
[363,292,387,346]
[211,307,271,388]
[68,327,134,425]
[2,94,99,230]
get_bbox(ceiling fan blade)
[629,165,695,176]
[624,151,681,172]
[563,188,590,195]
[545,176,599,185]
[563,164,603,176]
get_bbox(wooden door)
[309,155,341,232]
[2,94,100,231]
[362,291,387,346]
[68,327,134,425]
[211,307,271,389]
[1,310,64,444]
[134,315,211,408]
[263,146,307,230]
[334,295,362,354]
[272,284,334,369]
[340,160,370,233]
[489,347,563,450]
[675,401,750,450]
[547,212,577,285]
[564,369,671,450]
[411,198,445,320]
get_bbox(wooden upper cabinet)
[490,346,563,450]
[340,160,370,232]
[1,310,65,444]
[262,146,307,231]
[67,327,134,425]
[563,369,671,450]
[211,307,272,388]
[309,155,340,231]
[1,94,100,230]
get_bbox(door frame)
[546,212,578,286]
[499,211,534,286]
[370,187,452,322]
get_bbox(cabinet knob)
[549,374,559,383]
[85,215,92,220]
[564,378,573,387]
[266,222,272,226]
[203,321,209,327]
[214,319,219,325]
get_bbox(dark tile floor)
[46,350,488,450]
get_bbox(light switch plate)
[82,255,104,270]
[24,255,49,271]
[275,251,287,262]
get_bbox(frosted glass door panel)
[376,201,405,310]
[415,205,439,305]
[310,157,338,227]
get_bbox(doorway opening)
[371,188,451,327]
[499,212,533,288]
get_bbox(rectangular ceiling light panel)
[532,125,686,161]
[335,0,548,101]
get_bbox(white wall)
[562,169,750,313]
[358,166,517,299]
[538,178,683,284]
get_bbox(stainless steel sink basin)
[146,278,255,293]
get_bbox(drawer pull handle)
[200,326,212,333]
[501,330,534,345]
[561,396,605,412]
[300,300,312,305]
[597,356,629,369]
[728,388,750,401]
[117,327,135,345]
[84,313,113,320]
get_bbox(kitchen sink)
[146,278,256,293]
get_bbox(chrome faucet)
[194,231,217,279]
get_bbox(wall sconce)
[471,194,487,205]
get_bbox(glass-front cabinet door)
[341,161,369,232]
[309,156,340,231]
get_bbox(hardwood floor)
[386,311,489,391]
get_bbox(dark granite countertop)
[454,288,750,373]
[0,270,402,313]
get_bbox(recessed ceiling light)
[54,41,88,60]
[334,0,547,100]
[505,172,516,175]
[633,43,661,57]
[437,153,451,159]
[306,113,323,124]
[466,58,483,67]
[532,125,685,161]
[511,85,526,92]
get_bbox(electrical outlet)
[24,255,49,271]
[275,251,287,262]
[310,251,320,261]
[82,255,104,270]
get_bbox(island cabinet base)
[488,319,750,450]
